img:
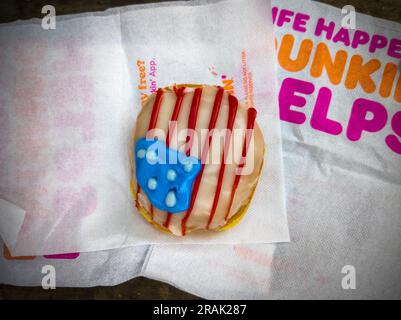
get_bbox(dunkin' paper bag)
[0,0,289,257]
[142,0,401,299]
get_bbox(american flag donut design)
[130,84,265,236]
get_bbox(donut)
[130,84,265,236]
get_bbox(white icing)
[137,149,146,159]
[166,169,177,181]
[146,149,158,164]
[147,178,157,190]
[165,191,177,208]
[183,160,193,173]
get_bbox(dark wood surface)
[0,0,400,23]
[1,277,200,299]
[0,0,400,300]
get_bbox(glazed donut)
[130,84,265,236]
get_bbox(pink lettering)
[346,98,388,141]
[310,87,342,135]
[293,13,310,32]
[276,9,294,27]
[279,78,314,124]
[314,18,335,40]
[351,30,370,49]
[388,38,401,59]
[369,35,388,53]
[332,28,351,47]
[385,111,401,155]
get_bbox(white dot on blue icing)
[166,169,177,181]
[183,159,193,172]
[147,178,157,190]
[146,149,158,164]
[137,149,146,159]
[165,190,177,208]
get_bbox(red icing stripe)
[206,94,238,229]
[163,209,173,229]
[136,88,164,218]
[164,87,186,229]
[166,87,186,147]
[224,107,257,221]
[185,88,203,157]
[181,87,224,235]
[148,88,164,130]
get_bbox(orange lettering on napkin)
[345,55,381,93]
[3,245,36,260]
[278,34,313,72]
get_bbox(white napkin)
[0,0,289,256]
[142,0,401,299]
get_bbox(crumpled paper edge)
[0,199,26,254]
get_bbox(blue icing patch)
[135,137,201,213]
